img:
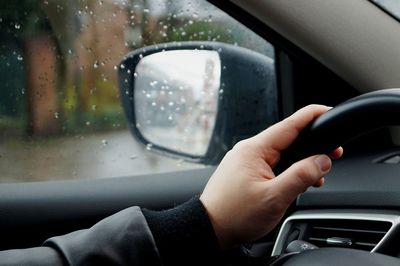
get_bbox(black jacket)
[0,198,221,266]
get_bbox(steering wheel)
[271,88,400,265]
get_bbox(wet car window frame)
[0,0,275,183]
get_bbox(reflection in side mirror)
[134,50,221,156]
[119,42,278,165]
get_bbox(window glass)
[0,0,274,182]
[370,0,400,21]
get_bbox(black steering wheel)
[272,88,400,265]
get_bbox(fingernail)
[314,155,331,173]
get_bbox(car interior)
[1,0,400,265]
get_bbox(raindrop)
[17,55,23,61]
[130,154,137,160]
[14,23,21,30]
[168,101,174,107]
[146,143,153,151]
[102,139,108,146]
[143,9,150,13]
[86,121,91,126]
[188,20,193,25]
[92,105,97,111]
[219,89,224,95]
[168,115,173,121]
[177,159,184,167]
[54,112,59,119]
[68,49,72,54]
[93,61,99,68]
[120,64,125,69]
[181,31,186,36]
[113,65,118,70]
[151,102,157,106]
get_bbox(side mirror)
[118,41,278,165]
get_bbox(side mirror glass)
[134,50,221,156]
[119,42,278,164]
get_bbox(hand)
[200,105,343,249]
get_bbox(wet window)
[370,0,400,21]
[0,0,274,182]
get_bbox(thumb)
[270,155,332,203]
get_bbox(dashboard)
[272,148,400,258]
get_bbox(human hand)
[200,105,343,249]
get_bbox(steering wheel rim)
[276,88,400,173]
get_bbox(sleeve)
[0,197,225,266]
[0,206,162,266]
[142,196,223,265]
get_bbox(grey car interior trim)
[0,167,214,228]
[271,210,400,256]
[231,0,400,92]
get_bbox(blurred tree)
[0,0,62,136]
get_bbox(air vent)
[303,219,391,251]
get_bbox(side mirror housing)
[118,41,278,165]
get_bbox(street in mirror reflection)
[0,0,273,182]
[135,50,220,156]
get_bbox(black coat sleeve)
[0,206,162,266]
[0,197,224,266]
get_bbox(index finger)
[252,105,331,164]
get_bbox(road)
[0,130,202,183]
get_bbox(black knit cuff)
[142,197,221,265]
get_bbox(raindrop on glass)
[54,112,59,119]
[102,139,108,146]
[177,159,184,167]
[146,143,153,151]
